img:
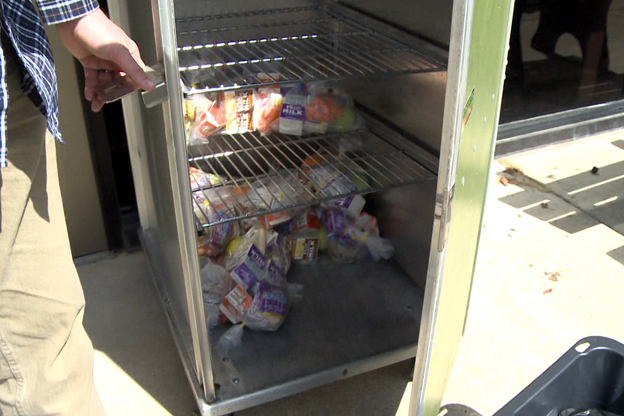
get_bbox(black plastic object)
[560,410,622,416]
[493,336,624,416]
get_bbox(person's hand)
[55,9,155,112]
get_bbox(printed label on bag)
[280,103,305,121]
[230,244,267,290]
[324,210,348,237]
[291,237,319,262]
[264,260,287,288]
[219,285,253,324]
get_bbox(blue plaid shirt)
[0,0,99,167]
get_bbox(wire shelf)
[177,6,446,93]
[188,127,436,229]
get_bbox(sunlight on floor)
[395,381,413,416]
[93,350,173,416]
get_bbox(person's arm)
[36,0,154,111]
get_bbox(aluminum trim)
[106,0,157,231]
[139,229,211,414]
[153,0,216,401]
[409,0,474,415]
[206,345,418,416]
[498,99,624,141]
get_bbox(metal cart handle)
[93,63,167,108]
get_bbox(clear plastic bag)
[189,167,222,191]
[200,262,235,328]
[253,86,282,134]
[220,226,297,331]
[193,187,240,257]
[238,175,312,228]
[215,324,244,354]
[323,210,394,263]
[303,84,364,134]
[243,281,289,331]
[266,230,292,274]
[184,93,226,145]
[363,236,395,261]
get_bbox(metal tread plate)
[207,255,424,414]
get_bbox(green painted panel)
[420,0,515,415]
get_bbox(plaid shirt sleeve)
[35,0,99,25]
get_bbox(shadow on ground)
[497,147,624,267]
[79,252,198,416]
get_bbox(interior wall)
[339,0,453,47]
[47,30,109,257]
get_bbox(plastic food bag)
[308,164,357,197]
[193,187,240,257]
[224,227,265,270]
[185,93,226,145]
[215,324,244,354]
[241,175,312,228]
[228,243,268,291]
[266,230,292,274]
[224,90,254,134]
[220,285,254,324]
[223,226,286,283]
[362,235,395,261]
[244,281,289,331]
[200,262,234,328]
[304,85,346,134]
[253,86,282,134]
[189,167,222,191]
[220,226,294,331]
[304,84,364,134]
[324,210,394,263]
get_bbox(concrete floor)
[77,132,624,416]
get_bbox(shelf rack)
[176,6,447,93]
[187,125,436,229]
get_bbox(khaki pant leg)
[0,40,106,416]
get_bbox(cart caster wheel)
[439,403,482,416]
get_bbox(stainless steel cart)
[106,0,515,415]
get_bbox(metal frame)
[139,229,211,415]
[410,0,516,414]
[409,0,474,414]
[496,99,624,156]
[112,0,514,415]
[209,346,419,416]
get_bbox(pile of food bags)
[184,81,364,145]
[188,81,393,341]
[195,165,395,337]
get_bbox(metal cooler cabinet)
[107,0,514,414]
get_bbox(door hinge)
[437,184,455,252]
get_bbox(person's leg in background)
[0,35,106,416]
